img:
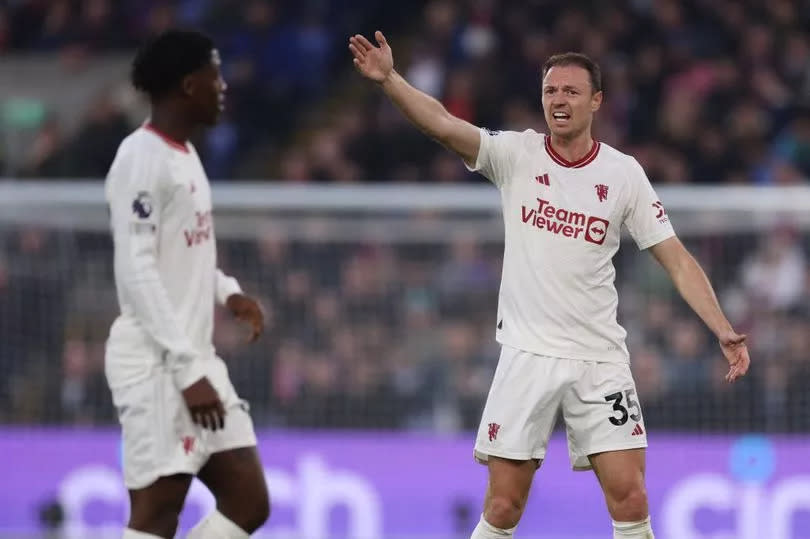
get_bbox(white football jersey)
[468,128,675,363]
[105,124,241,389]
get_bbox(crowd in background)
[0,0,809,184]
[1,219,809,433]
[1,0,810,432]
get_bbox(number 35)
[604,389,641,426]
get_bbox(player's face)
[190,49,227,125]
[541,65,602,140]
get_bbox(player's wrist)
[172,357,206,390]
[716,326,737,344]
[378,69,397,87]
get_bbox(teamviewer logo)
[584,216,609,245]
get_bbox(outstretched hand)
[719,331,750,383]
[349,30,394,83]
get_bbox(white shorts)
[111,357,257,489]
[474,345,647,471]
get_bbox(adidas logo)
[631,424,644,436]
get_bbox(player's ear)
[591,90,603,112]
[181,74,196,97]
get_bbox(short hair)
[542,52,602,93]
[131,29,214,100]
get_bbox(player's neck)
[148,107,197,145]
[548,133,595,163]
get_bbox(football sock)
[186,510,250,538]
[613,516,654,538]
[123,529,164,539]
[470,513,517,538]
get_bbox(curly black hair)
[131,29,214,100]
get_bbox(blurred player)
[350,31,750,539]
[105,30,270,539]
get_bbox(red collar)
[544,135,600,168]
[143,123,189,153]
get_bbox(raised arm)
[349,30,480,166]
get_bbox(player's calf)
[589,448,649,521]
[194,446,271,534]
[126,506,181,538]
[589,448,653,537]
[127,474,192,539]
[472,456,536,537]
[216,488,271,533]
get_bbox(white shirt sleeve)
[623,157,676,250]
[465,128,524,188]
[107,149,205,390]
[215,268,242,305]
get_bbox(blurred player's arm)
[215,268,242,305]
[349,31,480,166]
[107,154,205,390]
[649,236,750,382]
[216,269,264,342]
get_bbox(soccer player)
[349,31,750,539]
[105,30,270,539]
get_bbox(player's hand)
[719,331,750,383]
[349,31,393,83]
[226,293,264,343]
[182,377,226,431]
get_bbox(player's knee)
[246,487,271,531]
[484,494,524,529]
[220,484,270,533]
[608,483,648,522]
[128,505,181,538]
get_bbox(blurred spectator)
[0,0,807,183]
[63,89,132,177]
[20,116,70,178]
[740,223,806,311]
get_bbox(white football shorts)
[111,357,257,489]
[474,345,647,470]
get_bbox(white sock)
[123,530,164,539]
[470,514,516,538]
[613,516,654,538]
[186,510,249,539]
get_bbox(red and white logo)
[595,184,609,202]
[521,198,610,245]
[631,424,644,436]
[585,216,609,245]
[184,210,213,247]
[535,173,550,186]
[182,435,195,454]
[652,201,668,223]
[488,422,501,442]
